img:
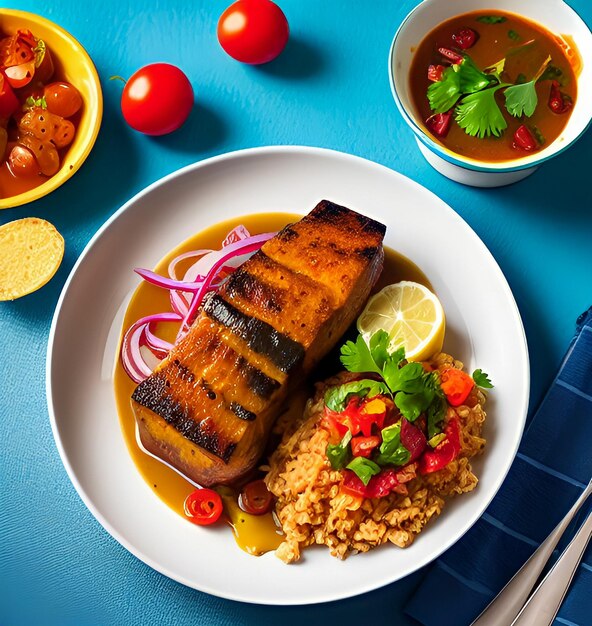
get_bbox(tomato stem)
[109,75,127,84]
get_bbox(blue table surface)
[1,1,591,624]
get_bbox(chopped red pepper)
[427,64,445,82]
[327,396,388,438]
[419,418,462,475]
[351,435,380,458]
[512,125,538,152]
[440,368,475,406]
[426,111,453,138]
[548,80,573,114]
[400,418,427,462]
[452,28,478,50]
[438,47,464,64]
[341,465,417,499]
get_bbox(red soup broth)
[409,11,579,162]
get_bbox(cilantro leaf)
[324,379,390,413]
[472,369,494,389]
[508,29,520,41]
[340,334,382,374]
[428,66,461,113]
[369,330,391,371]
[426,394,446,440]
[346,457,381,486]
[326,431,352,470]
[374,423,411,467]
[395,389,434,422]
[504,81,538,117]
[383,361,425,394]
[459,56,498,94]
[477,15,507,24]
[455,86,508,138]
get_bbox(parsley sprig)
[427,48,552,139]
[331,330,447,431]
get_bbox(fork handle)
[511,510,592,626]
[471,480,592,626]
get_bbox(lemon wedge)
[357,281,445,361]
[0,218,64,301]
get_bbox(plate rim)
[46,145,530,605]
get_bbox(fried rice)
[264,353,487,563]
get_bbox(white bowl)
[389,0,592,187]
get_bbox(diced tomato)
[512,125,538,152]
[427,64,445,82]
[351,435,380,458]
[419,418,461,475]
[323,408,350,440]
[438,47,464,64]
[426,111,453,138]
[400,418,427,462]
[328,396,388,438]
[452,28,478,50]
[341,466,415,499]
[0,73,19,118]
[548,80,573,114]
[440,368,475,406]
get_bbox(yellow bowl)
[0,9,103,209]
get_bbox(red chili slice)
[427,64,445,82]
[400,418,427,462]
[513,124,538,152]
[184,488,223,525]
[426,111,453,138]
[239,479,273,515]
[438,47,464,64]
[419,418,462,475]
[452,28,478,50]
[548,80,573,114]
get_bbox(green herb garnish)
[326,431,352,470]
[472,369,494,389]
[539,65,564,84]
[504,81,538,117]
[428,433,447,448]
[23,95,47,111]
[532,126,546,146]
[508,29,520,41]
[477,15,508,24]
[346,457,381,486]
[427,394,447,440]
[374,422,411,467]
[336,331,445,429]
[455,86,508,138]
[324,379,390,413]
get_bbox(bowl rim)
[388,1,592,173]
[0,8,103,210]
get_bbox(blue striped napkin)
[406,307,592,626]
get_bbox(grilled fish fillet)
[131,200,386,486]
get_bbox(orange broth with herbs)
[409,11,579,161]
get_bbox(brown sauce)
[113,212,431,555]
[409,10,578,161]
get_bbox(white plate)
[47,146,529,605]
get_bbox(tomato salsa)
[409,11,578,161]
[0,28,82,199]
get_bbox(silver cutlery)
[471,478,592,626]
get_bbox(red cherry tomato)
[4,61,35,89]
[184,488,223,525]
[8,145,39,177]
[44,82,83,118]
[120,63,194,136]
[239,479,273,515]
[217,0,289,65]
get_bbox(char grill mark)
[225,268,283,313]
[230,402,257,421]
[311,200,387,238]
[203,294,305,373]
[132,374,236,461]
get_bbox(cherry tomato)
[218,0,289,65]
[8,145,38,177]
[19,135,60,176]
[239,479,273,515]
[120,63,193,136]
[5,61,35,89]
[44,82,82,118]
[52,119,76,148]
[184,488,223,525]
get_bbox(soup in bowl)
[389,0,592,187]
